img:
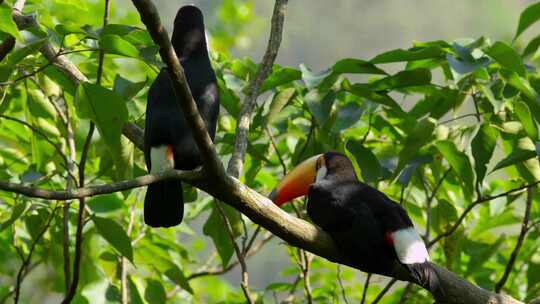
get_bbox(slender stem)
[371,278,397,304]
[121,205,136,304]
[214,201,254,304]
[360,273,371,304]
[494,187,533,292]
[336,265,350,304]
[429,180,540,247]
[13,205,58,304]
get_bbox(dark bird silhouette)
[144,5,219,227]
[270,152,440,292]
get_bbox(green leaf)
[263,87,295,127]
[260,67,301,92]
[522,34,540,58]
[471,124,498,184]
[202,203,241,267]
[332,101,364,132]
[0,4,21,40]
[515,100,539,140]
[435,140,475,194]
[0,202,27,232]
[144,279,166,303]
[87,193,123,213]
[99,34,140,58]
[485,42,526,77]
[75,83,129,178]
[165,266,194,294]
[332,58,387,75]
[395,118,436,175]
[370,69,431,91]
[304,89,336,126]
[346,141,382,183]
[370,46,445,63]
[113,74,146,100]
[300,64,332,89]
[93,216,133,263]
[343,81,402,110]
[514,1,540,41]
[55,24,86,36]
[5,38,47,67]
[491,149,537,173]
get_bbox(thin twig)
[214,201,254,304]
[62,2,109,302]
[121,205,136,304]
[494,187,533,292]
[360,273,371,304]
[336,265,350,304]
[0,168,202,200]
[13,204,58,304]
[371,278,397,304]
[397,283,414,304]
[265,125,287,175]
[429,180,540,247]
[0,115,72,173]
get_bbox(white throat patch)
[315,166,327,182]
[150,145,175,174]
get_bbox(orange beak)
[269,154,323,206]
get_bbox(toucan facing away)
[144,5,219,227]
[270,152,440,292]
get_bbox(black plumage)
[271,151,440,292]
[307,152,439,291]
[144,5,219,227]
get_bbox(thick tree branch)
[227,0,288,178]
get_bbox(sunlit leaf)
[93,216,133,263]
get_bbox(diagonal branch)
[494,187,533,292]
[130,0,223,177]
[227,0,288,178]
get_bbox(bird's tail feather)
[144,179,184,227]
[407,262,442,295]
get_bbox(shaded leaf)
[93,216,133,262]
[203,203,241,267]
[263,87,295,127]
[87,193,123,213]
[515,100,538,140]
[435,140,474,194]
[491,149,537,172]
[0,202,27,232]
[471,124,498,184]
[370,69,431,91]
[99,34,139,58]
[304,89,336,126]
[144,279,166,303]
[395,118,436,175]
[260,67,301,92]
[370,46,445,63]
[165,266,194,294]
[343,81,401,110]
[332,58,387,75]
[485,42,526,76]
[0,4,21,40]
[346,141,382,183]
[300,64,332,89]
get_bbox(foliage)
[0,0,539,303]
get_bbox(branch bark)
[226,0,288,178]
[3,2,530,304]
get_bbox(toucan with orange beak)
[144,5,219,227]
[270,152,440,291]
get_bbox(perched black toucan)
[270,152,440,292]
[144,5,219,227]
